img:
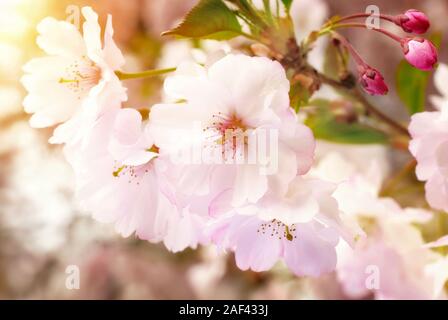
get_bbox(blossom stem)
[331,32,368,68]
[319,73,410,137]
[325,13,396,27]
[379,159,417,196]
[115,68,176,80]
[353,88,410,137]
[238,31,259,41]
[331,23,403,43]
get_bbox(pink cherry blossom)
[65,107,207,252]
[212,215,339,277]
[150,54,315,208]
[338,237,442,299]
[109,109,157,166]
[209,177,350,277]
[430,63,448,110]
[409,106,448,212]
[402,38,438,71]
[21,7,127,141]
[334,177,444,299]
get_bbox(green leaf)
[162,0,242,40]
[396,32,442,115]
[305,99,389,144]
[290,82,311,111]
[281,0,293,11]
[396,60,429,115]
[323,41,342,80]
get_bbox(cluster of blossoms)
[22,6,349,276]
[310,148,448,299]
[21,1,448,297]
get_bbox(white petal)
[36,17,85,57]
[82,7,102,64]
[434,63,448,99]
[102,14,125,70]
[208,54,290,119]
[232,164,267,206]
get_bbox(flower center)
[112,146,159,184]
[211,112,247,134]
[112,162,152,185]
[257,219,297,241]
[59,56,102,98]
[205,112,250,160]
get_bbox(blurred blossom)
[142,0,197,37]
[82,0,140,44]
[290,0,328,49]
[310,141,390,191]
[0,87,22,118]
[1,123,77,254]
[69,245,196,299]
[313,151,446,299]
[250,280,296,300]
[292,0,329,72]
[430,63,448,110]
[252,0,329,71]
[0,0,49,42]
[187,247,227,299]
[0,10,29,39]
[409,64,448,213]
[157,40,232,70]
[0,43,23,79]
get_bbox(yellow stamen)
[112,165,126,177]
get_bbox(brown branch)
[319,73,411,137]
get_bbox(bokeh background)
[0,0,446,299]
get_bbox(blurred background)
[0,0,446,299]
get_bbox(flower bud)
[398,9,430,34]
[358,66,388,95]
[402,38,438,71]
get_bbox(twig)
[379,159,417,196]
[319,73,411,137]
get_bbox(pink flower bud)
[398,9,430,34]
[402,38,438,71]
[358,67,388,95]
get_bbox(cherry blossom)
[331,164,444,299]
[209,177,349,277]
[65,107,206,252]
[308,148,446,299]
[430,63,448,110]
[409,104,448,212]
[150,54,315,208]
[21,6,127,142]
